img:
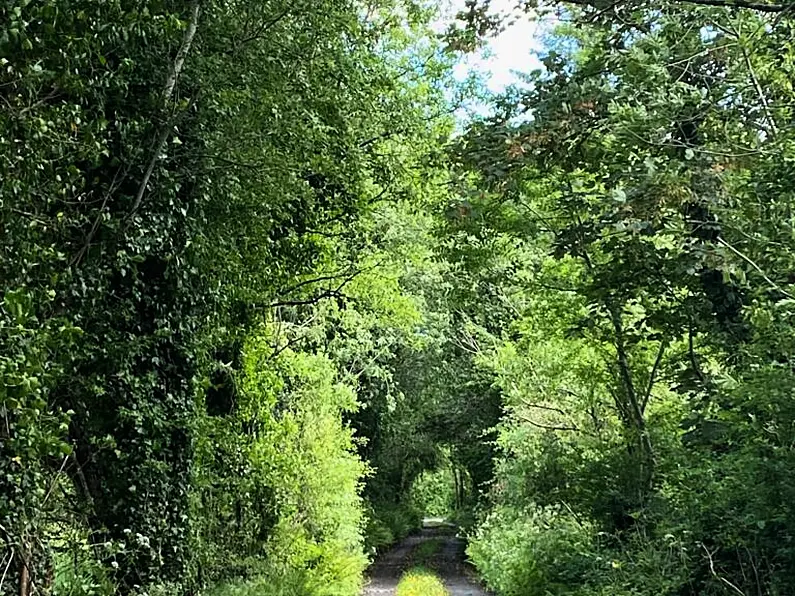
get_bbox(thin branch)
[575,0,790,11]
[72,165,127,265]
[641,340,667,413]
[675,0,787,12]
[517,413,580,432]
[264,264,374,309]
[717,236,795,299]
[130,0,200,215]
[266,333,311,362]
[689,322,708,387]
[534,281,579,292]
[0,550,12,593]
[733,17,779,139]
[227,7,292,53]
[701,543,747,596]
[42,456,69,507]
[266,290,347,309]
[277,268,361,297]
[520,400,572,418]
[358,108,456,148]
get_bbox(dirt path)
[361,525,489,596]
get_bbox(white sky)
[434,0,547,94]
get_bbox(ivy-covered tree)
[0,1,461,593]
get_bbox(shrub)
[364,501,422,555]
[467,503,596,596]
[409,468,456,518]
[411,539,443,567]
[194,336,368,595]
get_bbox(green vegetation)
[453,2,795,595]
[395,568,449,596]
[410,468,457,519]
[5,0,795,595]
[410,539,444,567]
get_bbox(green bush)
[363,510,395,555]
[467,503,596,596]
[193,335,368,595]
[411,539,443,567]
[51,527,116,596]
[409,468,456,518]
[364,501,422,556]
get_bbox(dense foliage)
[5,0,795,594]
[395,568,448,596]
[0,0,459,593]
[452,1,795,595]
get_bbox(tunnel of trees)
[3,0,795,594]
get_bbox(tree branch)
[520,400,572,418]
[717,236,795,299]
[675,0,787,12]
[226,7,292,55]
[0,550,13,594]
[641,340,667,414]
[689,322,708,388]
[264,264,372,309]
[701,543,748,596]
[277,268,362,298]
[517,413,580,432]
[130,0,201,215]
[568,0,789,12]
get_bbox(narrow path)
[361,524,489,596]
[432,534,488,596]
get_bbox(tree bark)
[19,555,29,596]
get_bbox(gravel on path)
[361,526,489,596]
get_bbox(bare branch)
[520,400,572,418]
[675,0,787,12]
[131,0,201,215]
[0,550,13,593]
[277,268,362,297]
[517,413,580,432]
[267,290,348,309]
[264,263,376,309]
[701,543,747,596]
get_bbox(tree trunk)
[608,302,655,497]
[19,554,29,596]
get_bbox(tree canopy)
[3,0,795,595]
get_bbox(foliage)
[395,567,449,596]
[0,0,460,592]
[192,334,368,593]
[409,468,456,518]
[451,1,795,594]
[8,0,795,594]
[468,504,596,596]
[364,502,423,556]
[410,539,444,567]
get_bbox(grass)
[412,538,443,566]
[396,567,450,596]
